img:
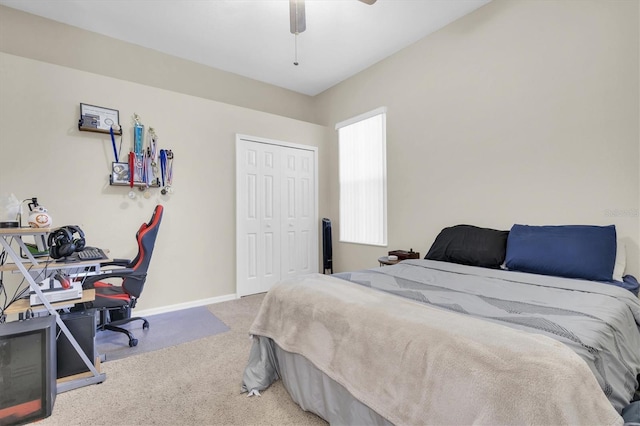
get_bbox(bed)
[242,224,640,425]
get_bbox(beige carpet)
[40,294,327,426]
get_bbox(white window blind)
[336,107,387,246]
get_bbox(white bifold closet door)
[236,136,317,297]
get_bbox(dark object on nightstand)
[388,249,420,260]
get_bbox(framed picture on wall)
[79,103,121,135]
[110,162,130,185]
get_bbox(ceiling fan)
[289,0,377,65]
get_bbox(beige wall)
[315,0,640,276]
[0,0,638,315]
[0,5,317,124]
[0,52,330,312]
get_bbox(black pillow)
[425,224,509,269]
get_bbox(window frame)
[335,107,388,247]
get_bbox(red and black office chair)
[81,204,164,347]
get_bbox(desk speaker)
[56,310,96,378]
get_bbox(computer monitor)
[0,315,57,426]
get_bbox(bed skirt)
[276,339,392,425]
[243,334,390,424]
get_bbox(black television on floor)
[0,315,57,426]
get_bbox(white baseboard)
[135,293,238,317]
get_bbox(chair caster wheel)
[129,338,138,347]
[143,320,149,330]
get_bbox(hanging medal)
[165,150,174,194]
[160,149,167,194]
[159,149,174,195]
[143,149,152,199]
[139,148,148,193]
[148,127,159,177]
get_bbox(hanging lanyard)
[160,149,167,187]
[129,152,135,188]
[141,149,148,188]
[110,126,119,163]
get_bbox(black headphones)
[65,225,86,251]
[47,225,85,259]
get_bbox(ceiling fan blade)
[289,0,306,34]
[358,0,377,4]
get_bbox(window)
[336,107,387,246]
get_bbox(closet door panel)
[237,136,317,296]
[237,140,282,296]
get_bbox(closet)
[235,135,318,296]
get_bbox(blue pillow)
[621,275,640,296]
[505,224,617,282]
[597,275,640,296]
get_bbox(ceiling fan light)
[289,0,306,34]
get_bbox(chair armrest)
[100,258,133,267]
[81,267,138,288]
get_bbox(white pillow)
[612,240,626,282]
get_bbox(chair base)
[98,309,149,347]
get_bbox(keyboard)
[77,247,107,260]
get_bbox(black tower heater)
[322,218,333,274]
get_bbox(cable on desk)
[0,263,37,318]
[0,239,9,318]
[0,238,49,318]
[0,247,101,318]
[0,285,6,323]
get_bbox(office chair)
[80,204,164,347]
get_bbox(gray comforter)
[334,259,640,413]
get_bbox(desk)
[0,227,107,393]
[0,255,111,271]
[3,289,96,316]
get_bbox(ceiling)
[0,0,490,96]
